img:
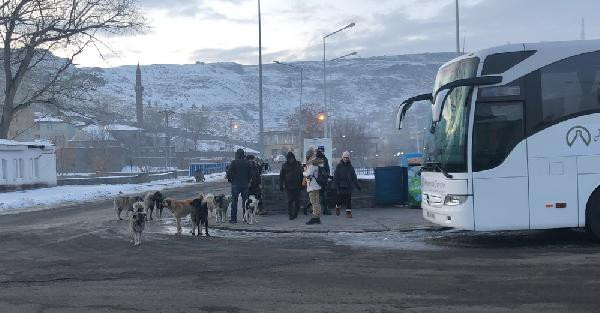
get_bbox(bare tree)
[179,109,208,151]
[287,103,324,139]
[0,0,145,138]
[331,118,373,166]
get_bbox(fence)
[354,168,374,176]
[188,162,229,176]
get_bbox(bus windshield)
[424,57,480,173]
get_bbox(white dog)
[129,202,147,246]
[243,195,259,225]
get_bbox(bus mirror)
[396,106,404,130]
[396,93,433,130]
[432,89,450,122]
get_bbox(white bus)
[397,40,600,238]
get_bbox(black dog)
[190,198,209,236]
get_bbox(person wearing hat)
[279,151,304,219]
[226,148,252,223]
[304,147,324,224]
[333,151,361,218]
[316,147,332,215]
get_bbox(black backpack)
[316,166,329,187]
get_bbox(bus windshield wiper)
[425,162,453,179]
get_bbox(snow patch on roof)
[105,124,142,131]
[0,139,53,147]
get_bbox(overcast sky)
[72,0,600,68]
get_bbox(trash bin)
[374,166,407,205]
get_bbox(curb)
[210,225,443,234]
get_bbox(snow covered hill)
[83,52,456,140]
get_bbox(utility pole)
[258,0,264,156]
[159,109,175,170]
[456,0,460,55]
[581,17,586,40]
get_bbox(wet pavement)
[1,181,600,312]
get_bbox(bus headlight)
[444,195,468,206]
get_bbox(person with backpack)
[226,148,252,223]
[316,147,332,215]
[279,151,303,220]
[333,151,361,218]
[304,147,324,225]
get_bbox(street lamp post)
[323,22,355,138]
[273,60,304,154]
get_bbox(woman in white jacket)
[304,147,324,225]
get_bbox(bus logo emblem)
[566,126,591,147]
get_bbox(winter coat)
[304,157,324,192]
[249,161,262,194]
[279,152,303,190]
[226,149,252,186]
[334,161,360,195]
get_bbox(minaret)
[135,63,144,128]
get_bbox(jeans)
[286,189,301,217]
[230,184,249,222]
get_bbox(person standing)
[279,151,303,220]
[334,151,361,218]
[304,147,324,225]
[226,148,252,223]
[246,154,265,215]
[316,147,332,215]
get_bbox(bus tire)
[585,188,600,240]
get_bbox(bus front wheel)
[586,188,600,240]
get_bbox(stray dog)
[143,191,164,220]
[114,194,143,220]
[204,193,216,217]
[129,202,147,246]
[190,198,210,236]
[244,195,259,224]
[214,194,231,223]
[163,197,195,235]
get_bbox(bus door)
[527,152,578,229]
[472,100,529,230]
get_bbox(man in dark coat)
[226,148,252,223]
[246,154,265,215]
[316,147,332,215]
[333,151,361,218]
[279,151,304,219]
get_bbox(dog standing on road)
[214,194,231,223]
[163,197,196,235]
[129,202,147,246]
[143,191,164,220]
[244,195,259,225]
[114,194,143,220]
[190,197,210,236]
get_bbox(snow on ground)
[0,173,226,215]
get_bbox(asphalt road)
[1,181,600,312]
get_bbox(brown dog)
[162,197,197,235]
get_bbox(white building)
[0,139,57,191]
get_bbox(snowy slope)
[83,53,455,140]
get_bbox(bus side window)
[539,51,600,127]
[473,101,525,172]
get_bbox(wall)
[58,171,177,186]
[0,143,57,191]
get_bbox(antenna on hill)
[581,17,586,40]
[462,36,466,54]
